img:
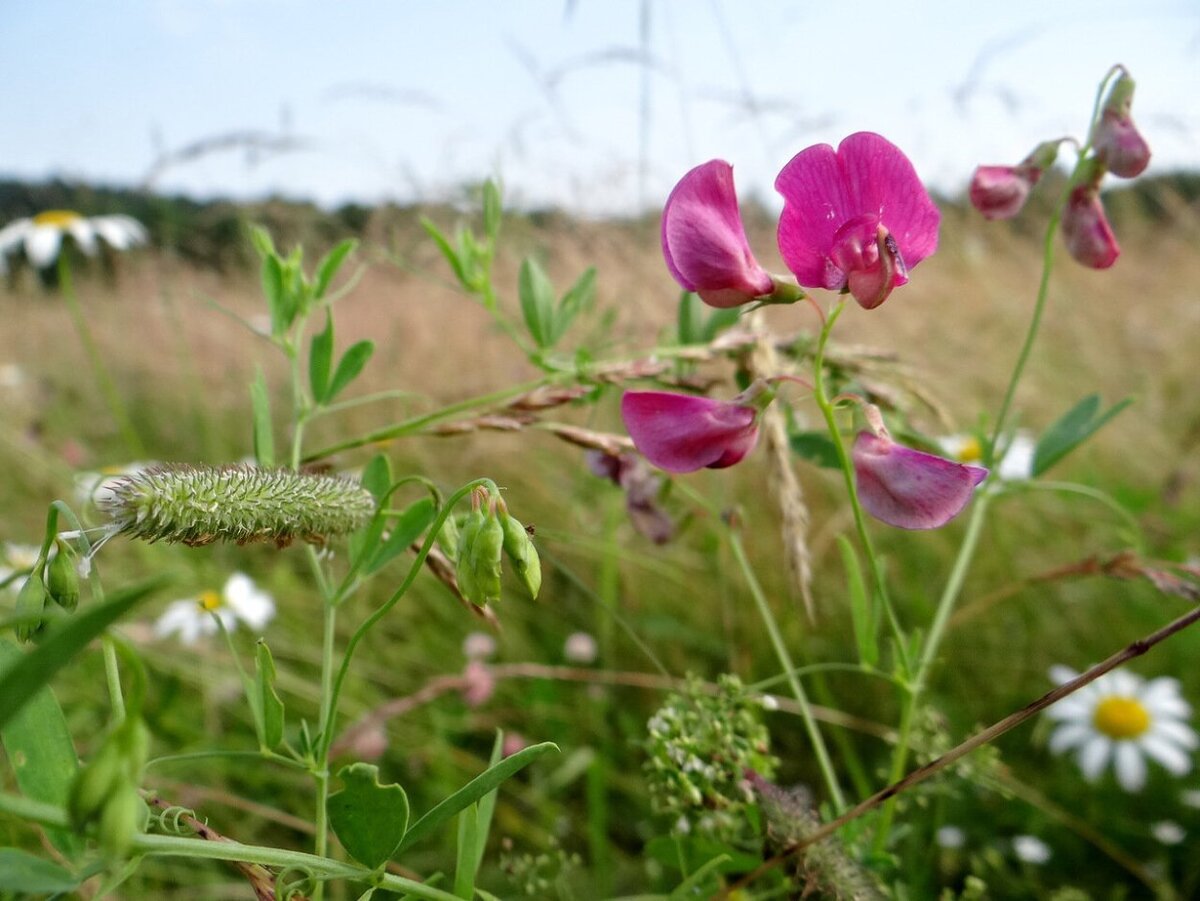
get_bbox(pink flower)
[621,390,761,473]
[775,132,940,309]
[1062,185,1120,269]
[969,165,1038,220]
[1093,74,1150,179]
[661,160,775,308]
[460,660,496,708]
[853,431,988,530]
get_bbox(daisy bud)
[1093,72,1150,178]
[99,464,376,547]
[852,430,988,530]
[47,540,80,612]
[1061,183,1120,270]
[14,573,48,643]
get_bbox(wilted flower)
[155,572,275,644]
[563,631,598,664]
[853,427,988,530]
[621,383,771,474]
[0,211,147,272]
[661,160,775,308]
[1062,182,1120,270]
[586,451,674,544]
[1045,665,1197,791]
[1012,834,1051,865]
[776,132,940,309]
[1093,72,1150,179]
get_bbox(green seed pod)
[454,510,485,604]
[68,740,125,829]
[99,464,377,547]
[46,542,80,612]
[500,513,541,599]
[455,507,504,606]
[14,574,47,643]
[97,784,140,858]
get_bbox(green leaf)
[350,456,392,568]
[789,430,841,469]
[701,307,742,342]
[248,224,276,260]
[328,763,410,869]
[453,804,479,899]
[0,848,79,893]
[0,579,165,733]
[0,642,82,857]
[250,367,275,468]
[1033,394,1133,476]
[482,180,502,243]
[421,217,469,287]
[677,291,702,344]
[314,238,358,300]
[472,731,504,875]
[396,741,557,855]
[261,253,287,335]
[836,537,878,668]
[518,257,555,348]
[550,266,596,344]
[254,640,285,751]
[361,455,393,502]
[327,340,375,402]
[308,309,335,404]
[365,497,438,575]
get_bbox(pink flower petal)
[661,160,774,308]
[852,432,988,530]
[969,165,1035,220]
[1062,185,1119,269]
[621,390,759,473]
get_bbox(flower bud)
[14,573,47,643]
[1093,73,1150,178]
[68,740,125,828]
[97,785,140,858]
[1062,184,1120,269]
[46,541,80,612]
[968,141,1059,220]
[499,509,541,599]
[455,496,504,606]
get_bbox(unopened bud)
[499,509,541,599]
[46,541,80,612]
[14,574,47,643]
[455,498,504,606]
[97,785,140,858]
[968,140,1059,221]
[437,513,461,563]
[68,740,125,828]
[1093,73,1150,178]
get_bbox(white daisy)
[0,211,147,271]
[1012,834,1051,864]
[154,572,275,645]
[938,431,1035,481]
[1045,665,1197,791]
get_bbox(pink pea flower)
[775,132,940,310]
[853,430,988,530]
[1062,184,1120,269]
[1093,72,1150,179]
[969,165,1038,221]
[621,387,765,474]
[661,159,775,308]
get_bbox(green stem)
[101,638,126,723]
[313,598,337,866]
[57,256,144,458]
[727,529,846,811]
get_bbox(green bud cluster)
[99,464,376,547]
[13,540,81,642]
[643,675,776,841]
[69,717,150,858]
[452,488,542,606]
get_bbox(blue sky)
[2,0,1197,214]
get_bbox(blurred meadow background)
[2,1,1200,898]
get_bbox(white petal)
[1139,734,1194,776]
[1049,665,1078,685]
[1049,722,1093,754]
[225,572,275,630]
[1108,669,1142,697]
[1044,696,1093,721]
[0,219,32,255]
[93,215,147,250]
[1078,736,1112,781]
[997,433,1035,481]
[213,607,238,633]
[67,219,98,256]
[155,600,201,637]
[1114,742,1147,791]
[1152,719,1199,750]
[25,226,63,268]
[1142,678,1191,718]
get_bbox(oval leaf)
[327,340,375,402]
[328,763,410,869]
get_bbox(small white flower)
[1012,834,1051,864]
[1151,820,1185,845]
[462,631,497,661]
[938,431,1035,481]
[936,825,966,849]
[0,542,42,594]
[0,211,147,270]
[563,631,598,664]
[75,461,158,510]
[154,572,275,645]
[1044,665,1197,792]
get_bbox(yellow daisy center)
[197,589,224,613]
[953,437,983,463]
[1093,696,1151,739]
[32,210,83,227]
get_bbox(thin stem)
[720,600,1200,896]
[101,638,127,723]
[57,256,144,458]
[728,528,846,811]
[313,598,337,865]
